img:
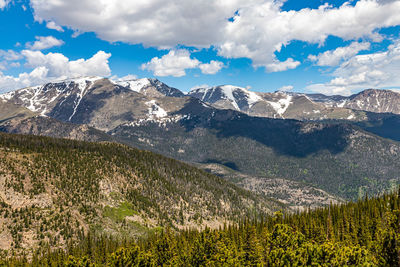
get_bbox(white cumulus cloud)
[306,40,400,95]
[46,21,64,32]
[0,50,111,92]
[30,0,250,47]
[0,50,23,70]
[26,36,65,50]
[218,1,400,70]
[111,74,138,82]
[141,50,200,77]
[265,58,301,72]
[141,50,224,77]
[29,0,400,72]
[309,42,371,66]
[0,49,23,61]
[0,0,9,9]
[199,60,224,75]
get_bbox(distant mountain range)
[1,77,399,205]
[2,77,400,124]
[188,85,400,120]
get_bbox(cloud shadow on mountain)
[356,112,400,142]
[177,104,351,158]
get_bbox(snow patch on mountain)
[124,114,190,128]
[57,76,102,84]
[189,85,262,111]
[145,100,167,119]
[267,94,293,117]
[68,78,97,121]
[26,86,43,112]
[336,100,347,108]
[218,85,262,109]
[0,91,14,101]
[112,78,184,97]
[219,85,240,110]
[113,78,151,93]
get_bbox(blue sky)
[1,0,400,95]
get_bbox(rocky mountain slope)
[0,132,277,254]
[0,77,189,132]
[113,77,185,98]
[196,162,343,210]
[0,101,35,123]
[188,85,362,120]
[0,116,115,142]
[188,85,400,120]
[0,100,115,142]
[2,77,397,127]
[188,85,263,113]
[309,89,400,114]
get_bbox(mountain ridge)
[2,77,399,123]
[188,85,400,119]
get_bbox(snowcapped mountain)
[188,86,365,120]
[0,77,194,132]
[112,78,184,98]
[0,77,185,121]
[189,85,400,120]
[303,93,348,103]
[0,76,103,118]
[188,85,314,119]
[188,85,262,111]
[306,89,400,115]
[337,89,400,114]
[1,77,399,133]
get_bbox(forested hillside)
[5,188,400,266]
[0,133,278,256]
[114,109,400,201]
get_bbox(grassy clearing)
[103,202,138,222]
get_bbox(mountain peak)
[55,76,103,83]
[352,88,400,98]
[112,77,184,97]
[188,85,262,111]
[112,77,152,93]
[0,76,103,117]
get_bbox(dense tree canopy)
[4,188,400,266]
